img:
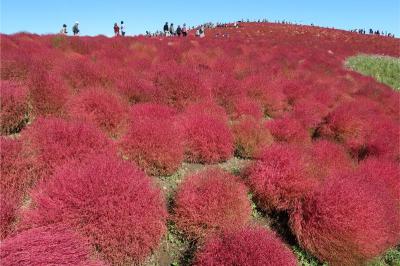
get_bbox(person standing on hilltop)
[72,22,80,36]
[114,23,120,36]
[164,22,169,36]
[176,25,182,37]
[182,23,188,37]
[60,24,68,35]
[121,21,126,36]
[199,25,205,38]
[169,23,175,36]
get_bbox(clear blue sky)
[1,0,400,36]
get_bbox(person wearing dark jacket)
[72,22,80,36]
[176,25,182,36]
[163,22,169,35]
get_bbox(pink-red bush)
[120,106,184,176]
[247,144,318,210]
[184,101,228,122]
[130,103,178,121]
[0,137,33,202]
[115,71,157,103]
[67,87,128,138]
[291,99,330,130]
[0,81,29,135]
[231,117,274,158]
[228,97,264,120]
[153,62,208,110]
[182,113,234,163]
[0,193,17,240]
[355,158,400,203]
[194,227,297,266]
[28,68,69,116]
[20,155,167,265]
[266,117,311,145]
[0,137,35,239]
[173,169,252,239]
[290,175,400,265]
[0,225,103,266]
[321,98,396,159]
[21,117,115,180]
[306,140,354,180]
[364,117,400,161]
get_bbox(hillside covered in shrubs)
[1,23,399,265]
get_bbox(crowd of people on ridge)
[351,28,395,37]
[58,18,396,39]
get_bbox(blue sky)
[1,0,399,36]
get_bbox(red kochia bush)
[115,71,157,104]
[0,138,34,239]
[28,68,69,116]
[247,144,318,210]
[231,117,274,158]
[120,105,184,176]
[229,97,264,120]
[321,98,395,159]
[130,103,178,121]
[21,155,167,265]
[0,193,17,240]
[306,140,354,180]
[0,81,29,135]
[153,62,208,110]
[291,99,330,130]
[290,176,400,265]
[22,117,115,180]
[67,87,128,138]
[266,117,311,145]
[182,113,234,164]
[356,158,400,203]
[0,225,103,266]
[194,227,297,266]
[0,137,33,201]
[173,169,252,239]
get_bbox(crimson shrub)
[21,155,167,265]
[0,81,29,135]
[194,226,297,266]
[173,169,252,239]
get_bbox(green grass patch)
[346,55,400,90]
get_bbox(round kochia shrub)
[0,137,34,239]
[153,62,208,110]
[0,225,103,266]
[321,98,399,159]
[28,68,69,116]
[21,155,167,265]
[0,81,29,135]
[120,105,184,176]
[290,176,400,265]
[173,169,252,239]
[22,117,115,180]
[266,117,311,145]
[306,140,354,180]
[130,103,178,121]
[0,193,17,240]
[67,87,128,138]
[231,117,274,158]
[182,113,234,164]
[247,144,318,211]
[355,158,400,203]
[194,227,297,266]
[0,137,33,202]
